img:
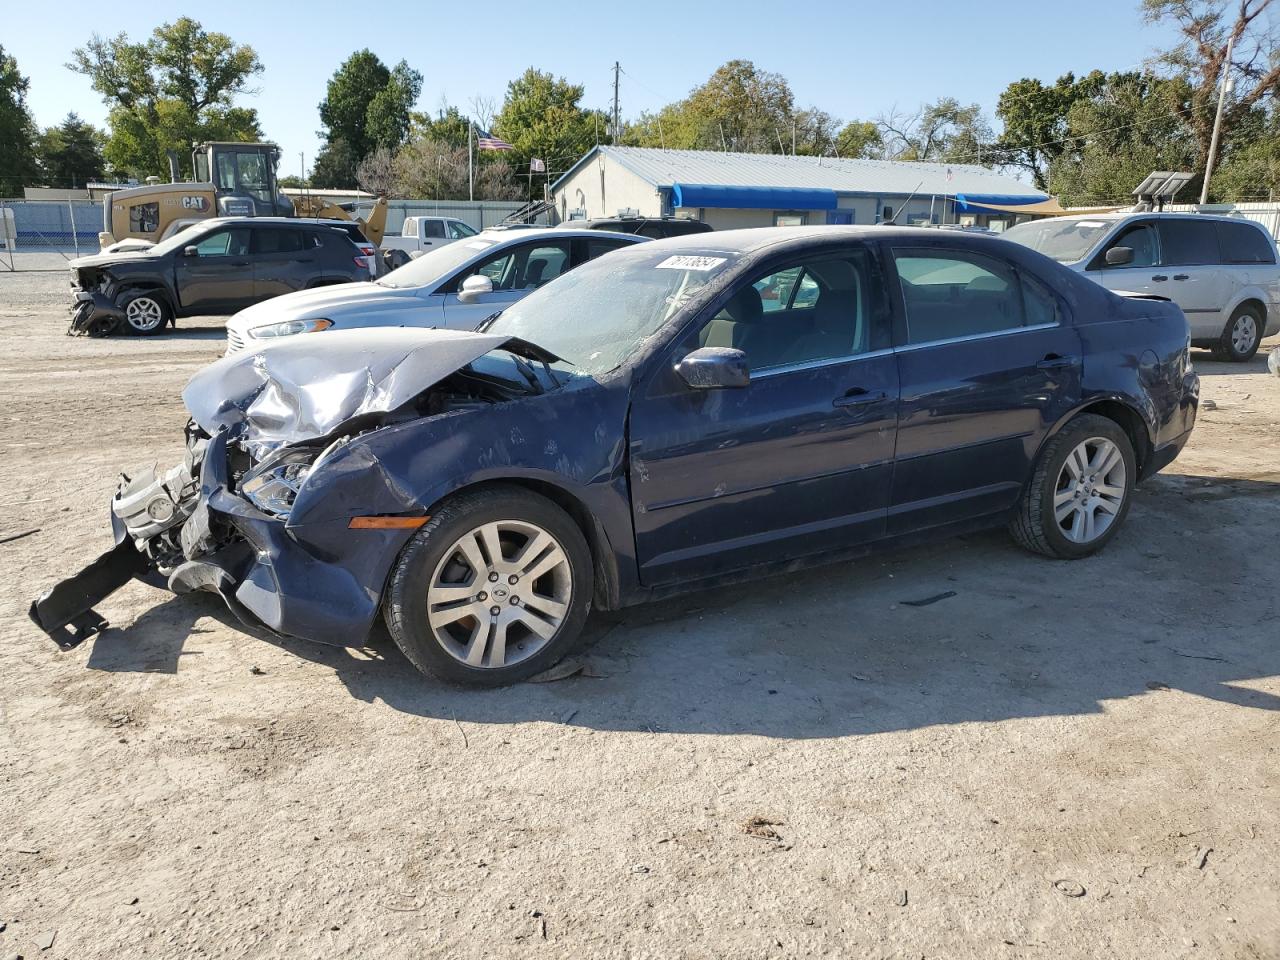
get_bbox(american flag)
[529,157,546,173]
[476,129,514,151]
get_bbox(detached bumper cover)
[67,290,124,336]
[29,431,416,651]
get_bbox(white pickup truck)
[380,216,480,269]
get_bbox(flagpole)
[468,120,474,202]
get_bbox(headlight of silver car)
[249,318,334,339]
[239,448,320,518]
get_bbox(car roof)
[196,216,348,229]
[625,224,998,256]
[1047,211,1269,226]
[476,226,644,242]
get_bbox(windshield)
[149,222,220,257]
[1002,218,1115,263]
[487,246,738,376]
[377,237,498,288]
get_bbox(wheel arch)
[423,477,623,611]
[1041,397,1154,480]
[116,281,174,311]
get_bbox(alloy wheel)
[1053,437,1127,544]
[425,519,572,669]
[1231,313,1258,355]
[125,296,164,332]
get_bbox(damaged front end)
[30,327,561,652]
[67,262,127,337]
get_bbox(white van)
[1003,212,1280,361]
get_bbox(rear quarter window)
[1216,221,1276,264]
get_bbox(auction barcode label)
[655,255,727,271]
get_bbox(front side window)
[893,249,1027,344]
[585,238,633,259]
[1159,219,1221,266]
[1105,223,1158,268]
[697,248,887,371]
[215,154,236,192]
[192,228,251,258]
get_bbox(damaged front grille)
[112,434,209,573]
[225,329,245,355]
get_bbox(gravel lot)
[1,269,1277,959]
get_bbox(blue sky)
[8,0,1184,178]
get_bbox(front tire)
[117,290,171,336]
[1010,413,1136,559]
[1214,304,1263,362]
[383,486,593,686]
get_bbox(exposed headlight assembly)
[239,448,320,518]
[249,318,334,339]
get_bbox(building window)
[774,212,807,227]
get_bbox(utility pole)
[612,62,621,143]
[1201,34,1235,205]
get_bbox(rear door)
[887,244,1081,532]
[1157,218,1230,338]
[440,240,572,328]
[174,226,255,312]
[252,226,315,299]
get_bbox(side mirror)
[674,347,750,390]
[1104,246,1134,266]
[183,245,199,258]
[457,274,494,303]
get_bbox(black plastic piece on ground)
[28,539,152,648]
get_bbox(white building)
[551,146,1060,231]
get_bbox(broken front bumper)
[29,431,418,652]
[67,290,124,337]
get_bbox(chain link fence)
[0,199,103,271]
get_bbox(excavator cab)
[192,143,294,219]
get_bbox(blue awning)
[671,183,839,211]
[953,192,1049,211]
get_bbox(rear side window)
[893,249,1027,344]
[1159,220,1221,266]
[423,219,446,239]
[1216,221,1276,264]
[585,238,632,260]
[254,228,305,254]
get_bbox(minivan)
[1003,212,1280,361]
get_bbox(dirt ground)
[0,269,1277,960]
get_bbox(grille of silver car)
[225,329,245,355]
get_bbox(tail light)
[355,255,370,269]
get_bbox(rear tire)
[1214,304,1263,362]
[383,486,593,686]
[117,290,171,336]
[1010,413,1136,559]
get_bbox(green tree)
[1144,0,1280,168]
[35,113,106,187]
[410,104,472,149]
[0,44,40,193]
[316,51,421,187]
[318,50,390,160]
[994,74,1094,189]
[834,120,883,159]
[1047,72,1196,205]
[310,137,358,188]
[69,17,264,179]
[494,68,604,196]
[366,61,423,150]
[625,59,798,152]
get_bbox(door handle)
[1036,354,1079,370]
[1172,274,1189,281]
[1151,274,1168,282]
[231,260,250,267]
[291,257,315,263]
[833,387,888,408]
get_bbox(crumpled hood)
[71,251,160,270]
[183,327,551,449]
[232,281,415,327]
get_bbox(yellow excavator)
[98,141,386,250]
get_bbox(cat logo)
[181,196,208,211]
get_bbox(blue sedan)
[32,227,1200,685]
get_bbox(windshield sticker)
[655,255,727,271]
[467,240,495,250]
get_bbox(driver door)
[174,226,255,312]
[627,245,899,586]
[1085,220,1163,297]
